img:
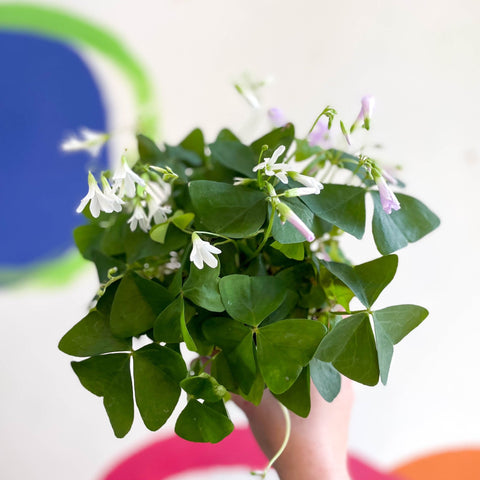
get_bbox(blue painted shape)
[0,31,108,266]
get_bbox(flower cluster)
[75,156,171,233]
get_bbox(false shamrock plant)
[59,103,439,473]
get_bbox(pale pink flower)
[351,95,375,131]
[308,118,331,148]
[276,202,315,242]
[375,175,401,214]
[268,107,288,127]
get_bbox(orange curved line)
[392,449,480,480]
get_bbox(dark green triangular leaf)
[133,344,187,431]
[273,366,311,417]
[137,134,166,164]
[180,128,206,162]
[59,310,131,357]
[316,313,379,386]
[175,399,234,443]
[302,184,366,239]
[261,289,298,326]
[110,272,174,338]
[183,262,224,312]
[257,319,326,394]
[321,255,398,308]
[209,140,257,177]
[154,296,195,343]
[71,354,133,438]
[203,317,256,394]
[189,181,267,238]
[73,224,103,260]
[179,296,197,352]
[373,321,393,386]
[373,305,428,344]
[180,373,227,402]
[219,274,285,326]
[271,241,305,261]
[271,197,322,244]
[373,305,428,384]
[125,224,188,264]
[250,124,295,159]
[372,192,440,255]
[310,357,341,402]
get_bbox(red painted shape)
[102,429,267,480]
[102,428,405,480]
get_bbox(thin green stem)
[330,309,369,315]
[252,402,291,479]
[250,207,276,259]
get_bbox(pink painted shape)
[101,428,406,480]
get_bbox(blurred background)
[1,0,479,478]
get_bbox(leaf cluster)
[60,124,439,442]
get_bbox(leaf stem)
[250,207,276,259]
[252,402,291,479]
[330,309,368,315]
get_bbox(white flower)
[100,176,125,212]
[252,145,292,184]
[147,197,172,224]
[112,156,146,198]
[127,204,150,232]
[286,172,324,196]
[77,172,122,218]
[190,232,222,269]
[61,128,108,157]
[144,180,172,224]
[145,180,171,205]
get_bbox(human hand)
[232,378,353,480]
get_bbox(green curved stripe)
[0,3,158,136]
[0,251,88,288]
[0,4,159,286]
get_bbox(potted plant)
[59,97,439,476]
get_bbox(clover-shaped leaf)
[321,255,398,308]
[219,274,285,326]
[189,181,267,238]
[256,319,326,394]
[372,192,440,255]
[316,313,379,386]
[59,310,131,357]
[302,184,366,239]
[183,262,224,312]
[175,399,234,443]
[373,305,428,384]
[110,271,174,338]
[72,353,133,438]
[133,344,187,431]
